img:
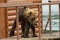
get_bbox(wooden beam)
[0,0,7,38]
[0,2,60,8]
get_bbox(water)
[43,12,59,31]
[42,0,59,31]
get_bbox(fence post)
[48,1,52,33]
[0,0,7,38]
[38,4,42,40]
[16,7,20,40]
[59,4,60,37]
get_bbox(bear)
[10,6,37,38]
[22,7,38,38]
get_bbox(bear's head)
[23,7,38,26]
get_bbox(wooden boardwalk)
[0,32,60,40]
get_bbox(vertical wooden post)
[49,4,52,33]
[40,0,43,34]
[38,5,42,40]
[0,0,7,38]
[16,7,19,40]
[38,2,42,40]
[59,4,60,37]
[38,0,42,40]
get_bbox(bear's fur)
[10,7,37,38]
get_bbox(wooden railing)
[0,2,60,8]
[0,2,60,40]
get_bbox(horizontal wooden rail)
[0,2,60,8]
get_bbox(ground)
[0,32,60,40]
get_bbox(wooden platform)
[0,32,60,40]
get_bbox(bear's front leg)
[31,26,37,37]
[10,20,16,37]
[23,22,30,38]
[21,21,26,37]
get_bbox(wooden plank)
[7,7,16,10]
[8,7,38,10]
[8,11,16,16]
[8,16,16,21]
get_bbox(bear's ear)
[24,6,28,9]
[24,6,27,8]
[30,12,32,15]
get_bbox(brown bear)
[10,6,37,38]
